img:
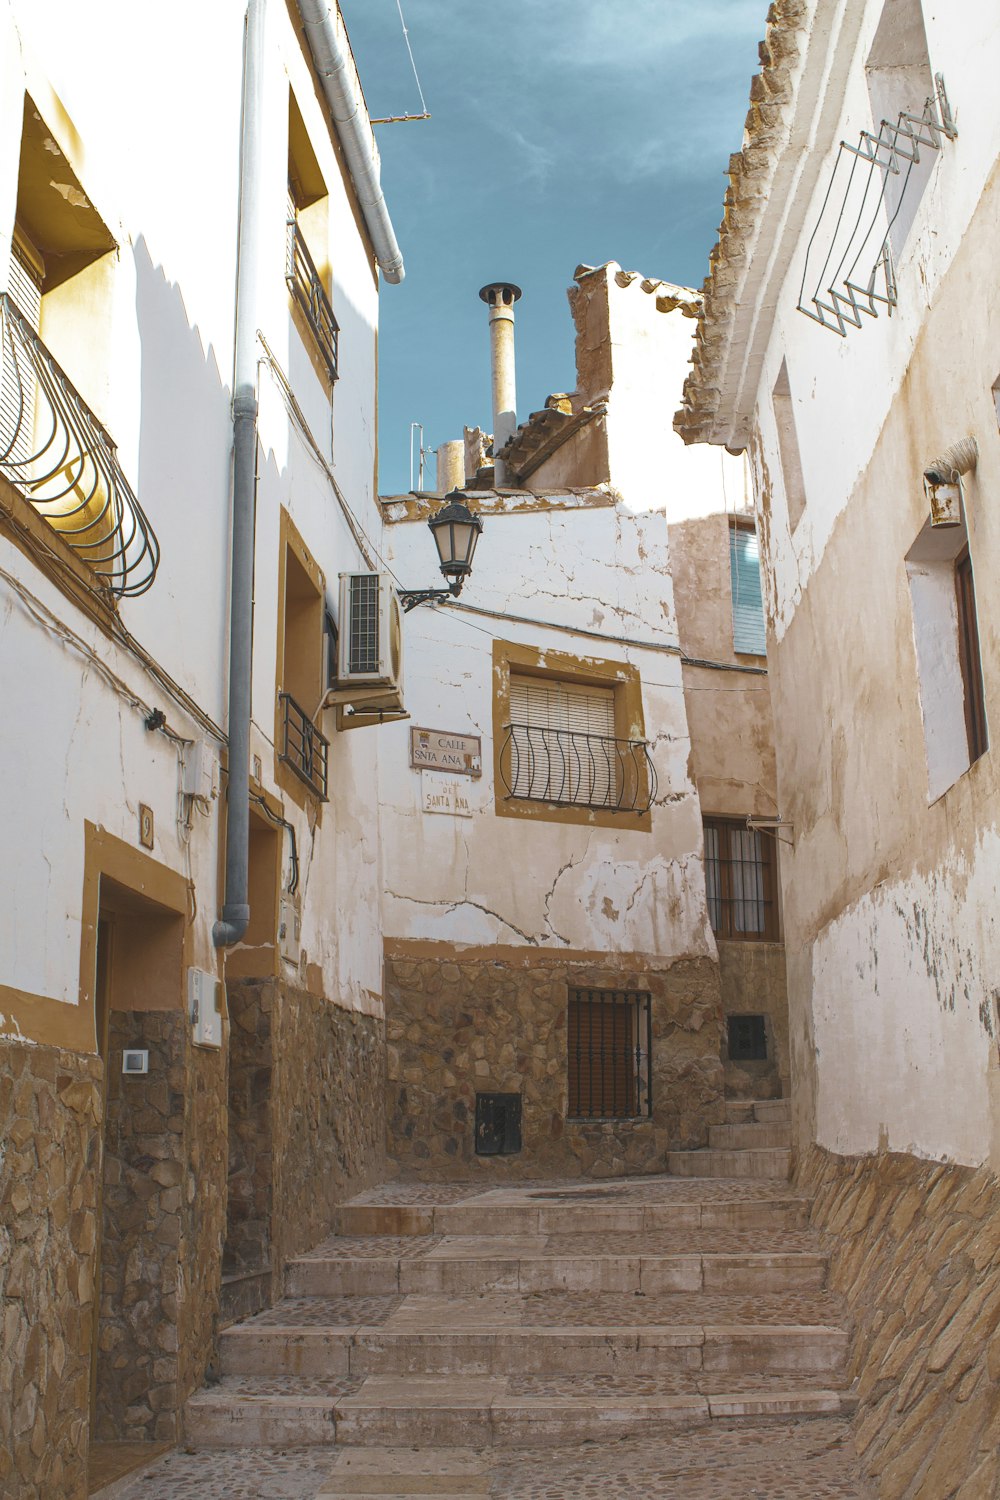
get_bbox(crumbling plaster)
[382,499,716,963]
[726,19,1000,1170]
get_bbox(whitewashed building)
[0,2,402,1491]
[676,0,1000,1490]
[380,263,788,1178]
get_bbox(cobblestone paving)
[519,1288,845,1326]
[486,1421,876,1498]
[111,1448,338,1498]
[300,1234,440,1260]
[208,1375,362,1397]
[112,1422,875,1500]
[505,1372,848,1397]
[348,1176,804,1205]
[251,1295,402,1326]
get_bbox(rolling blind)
[509,676,615,737]
[508,676,617,805]
[730,524,766,656]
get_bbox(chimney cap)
[479,282,522,306]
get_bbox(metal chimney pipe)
[479,282,521,485]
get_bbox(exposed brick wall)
[0,1042,102,1500]
[385,952,724,1179]
[799,1145,1000,1499]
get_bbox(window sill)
[0,472,120,633]
[496,795,651,834]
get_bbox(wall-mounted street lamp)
[398,493,484,612]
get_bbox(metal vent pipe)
[479,282,521,485]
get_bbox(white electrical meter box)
[181,740,218,803]
[279,897,301,965]
[188,968,224,1048]
[122,1049,149,1075]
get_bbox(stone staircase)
[185,1125,859,1468]
[667,1096,792,1179]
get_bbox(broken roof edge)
[380,484,620,525]
[673,0,811,448]
[575,261,703,319]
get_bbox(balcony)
[0,294,159,597]
[286,219,339,385]
[279,691,329,801]
[499,723,657,814]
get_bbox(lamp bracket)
[398,581,463,613]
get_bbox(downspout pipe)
[215,0,265,948]
[294,0,405,284]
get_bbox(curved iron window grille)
[499,722,656,814]
[286,218,339,384]
[797,74,956,337]
[0,294,159,597]
[279,691,329,801]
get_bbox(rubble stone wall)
[385,950,724,1179]
[225,980,387,1291]
[271,984,387,1276]
[0,1041,102,1500]
[800,1145,1000,1499]
[717,940,788,1100]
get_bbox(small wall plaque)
[410,726,482,777]
[421,773,473,818]
[138,804,154,849]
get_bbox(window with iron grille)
[501,674,656,814]
[286,192,339,385]
[567,989,652,1120]
[703,818,778,942]
[728,1014,768,1061]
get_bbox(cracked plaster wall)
[383,501,715,961]
[739,13,1000,1170]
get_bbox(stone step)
[666,1148,791,1180]
[287,1239,827,1297]
[337,1183,809,1238]
[218,1289,848,1379]
[185,1372,857,1450]
[707,1122,792,1150]
[315,1426,876,1497]
[724,1097,790,1125]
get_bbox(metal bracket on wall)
[746,816,794,848]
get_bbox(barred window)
[567,989,652,1120]
[703,818,778,941]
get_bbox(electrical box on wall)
[181,740,218,802]
[189,967,223,1048]
[122,1049,149,1075]
[279,896,301,965]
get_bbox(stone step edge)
[220,1321,849,1346]
[286,1251,829,1296]
[336,1197,812,1235]
[183,1385,856,1446]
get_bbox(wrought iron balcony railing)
[279,691,329,801]
[286,219,339,384]
[499,723,657,814]
[0,293,159,597]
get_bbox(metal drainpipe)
[214,0,265,948]
[295,0,405,284]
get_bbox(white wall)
[382,499,717,962]
[0,0,389,1030]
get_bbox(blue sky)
[340,1,765,495]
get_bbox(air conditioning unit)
[323,572,407,725]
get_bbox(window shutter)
[730,524,766,656]
[508,676,617,805]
